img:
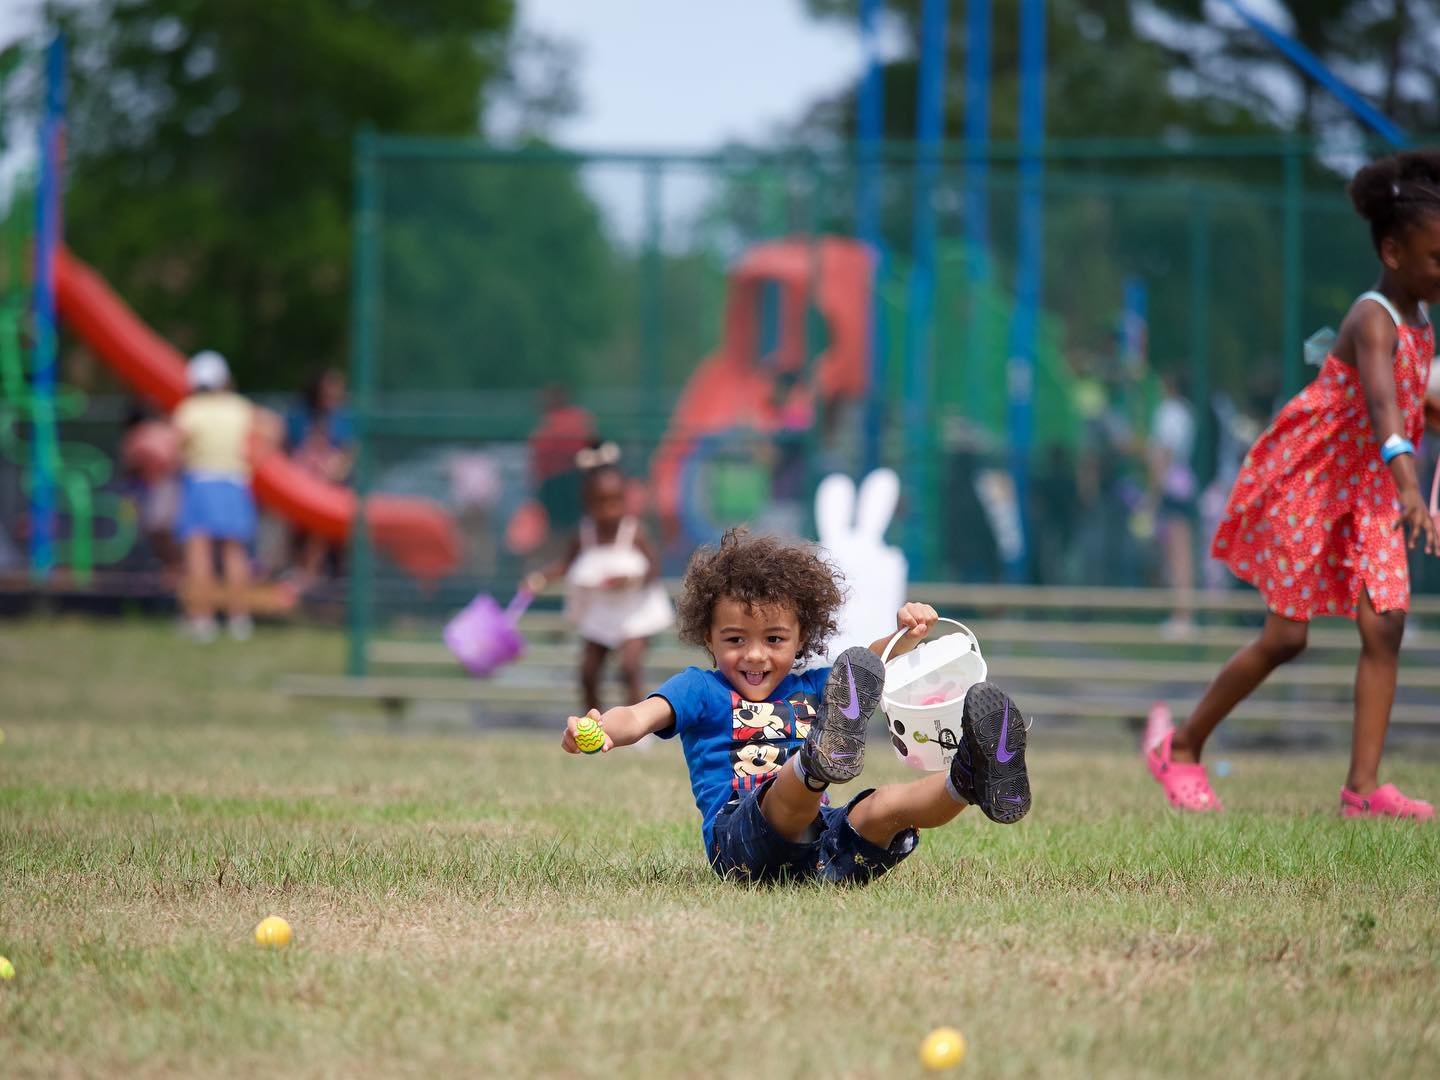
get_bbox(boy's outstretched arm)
[560,696,674,755]
[867,601,939,659]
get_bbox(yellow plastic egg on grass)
[919,1027,966,1070]
[254,916,292,949]
[0,956,14,980]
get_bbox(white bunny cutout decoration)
[814,468,908,663]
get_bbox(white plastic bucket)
[881,618,987,771]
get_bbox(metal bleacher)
[278,584,1440,732]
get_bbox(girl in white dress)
[526,444,673,711]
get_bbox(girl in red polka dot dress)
[1147,149,1440,820]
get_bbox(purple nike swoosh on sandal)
[840,660,861,720]
[995,699,1014,763]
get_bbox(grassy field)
[2,618,1439,1078]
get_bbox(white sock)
[945,773,968,805]
[792,754,827,792]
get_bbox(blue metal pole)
[963,0,992,422]
[1219,0,1407,147]
[1004,0,1045,583]
[858,0,887,474]
[902,0,948,579]
[29,35,64,584]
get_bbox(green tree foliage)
[793,3,1281,395]
[791,2,1387,410]
[376,154,618,395]
[800,0,1276,141]
[1149,1,1440,136]
[24,0,616,393]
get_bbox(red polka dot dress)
[1213,292,1433,621]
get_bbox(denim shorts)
[175,474,256,543]
[708,783,919,885]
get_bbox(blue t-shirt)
[285,407,354,453]
[651,665,830,849]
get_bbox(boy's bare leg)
[758,758,829,842]
[762,762,965,849]
[847,772,966,847]
[761,758,967,847]
[761,647,890,841]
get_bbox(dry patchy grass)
[2,618,1439,1077]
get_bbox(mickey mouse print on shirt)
[729,689,821,794]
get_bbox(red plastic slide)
[649,237,872,536]
[54,247,462,580]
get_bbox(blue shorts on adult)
[175,474,256,543]
[708,783,918,885]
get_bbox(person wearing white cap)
[173,351,257,641]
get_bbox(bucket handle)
[879,616,981,666]
[505,587,534,623]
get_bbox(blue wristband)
[1380,434,1416,464]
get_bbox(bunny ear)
[854,468,900,541]
[814,473,856,545]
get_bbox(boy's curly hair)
[676,528,845,660]
[1349,148,1440,254]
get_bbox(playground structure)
[647,232,1085,548]
[0,37,462,590]
[54,248,462,581]
[4,7,1433,643]
[0,131,1404,627]
[648,237,871,542]
[0,39,136,585]
[0,233,137,584]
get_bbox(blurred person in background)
[1073,372,1143,586]
[1198,392,1261,592]
[1030,442,1077,585]
[1146,370,1199,638]
[529,384,596,532]
[939,416,1001,582]
[526,441,672,713]
[173,351,262,641]
[119,402,182,577]
[284,367,353,591]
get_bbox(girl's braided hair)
[676,528,844,660]
[1348,148,1440,254]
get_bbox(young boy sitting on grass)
[560,529,1031,883]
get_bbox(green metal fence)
[343,134,1432,669]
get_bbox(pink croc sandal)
[1340,784,1435,821]
[1145,730,1224,813]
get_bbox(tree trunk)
[1382,0,1409,120]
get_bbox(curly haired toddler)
[559,528,1033,883]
